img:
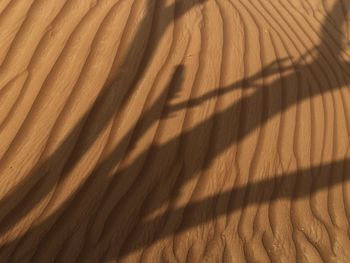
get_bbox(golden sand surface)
[1,0,350,262]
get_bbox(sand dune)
[1,0,350,262]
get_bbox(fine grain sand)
[1,0,350,262]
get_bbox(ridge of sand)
[1,0,350,262]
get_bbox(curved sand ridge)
[1,0,350,262]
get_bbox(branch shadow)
[1,0,350,261]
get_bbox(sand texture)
[1,0,350,262]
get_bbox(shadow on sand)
[1,0,350,261]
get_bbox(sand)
[1,0,350,262]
